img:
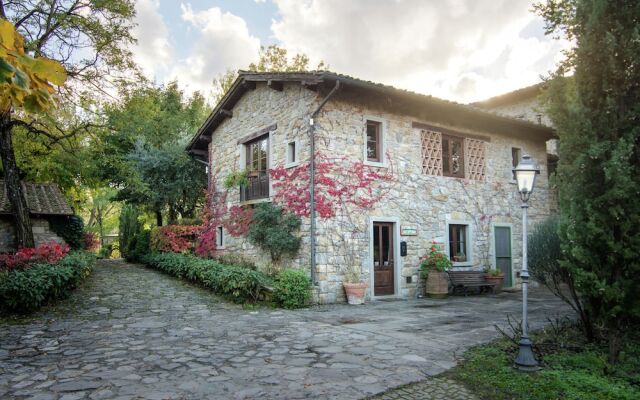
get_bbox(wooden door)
[373,222,394,295]
[494,226,513,287]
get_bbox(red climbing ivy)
[269,152,395,218]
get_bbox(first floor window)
[449,224,468,262]
[366,120,382,162]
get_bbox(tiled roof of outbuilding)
[0,181,74,216]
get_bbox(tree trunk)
[155,210,163,227]
[0,109,34,248]
[168,207,177,225]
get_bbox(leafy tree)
[248,203,301,263]
[125,140,206,224]
[82,187,121,244]
[536,0,640,361]
[118,203,142,259]
[0,19,67,247]
[0,1,136,247]
[213,45,326,102]
[92,82,209,225]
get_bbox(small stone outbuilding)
[0,181,74,252]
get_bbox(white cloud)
[131,0,173,80]
[169,4,260,95]
[131,2,260,99]
[271,0,570,102]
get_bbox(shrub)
[142,252,270,303]
[528,216,590,334]
[247,203,301,263]
[195,224,217,258]
[119,204,142,259]
[213,254,257,270]
[49,215,85,249]
[0,241,71,271]
[127,230,151,263]
[97,245,111,259]
[0,251,95,313]
[273,269,311,309]
[83,232,100,251]
[150,225,200,253]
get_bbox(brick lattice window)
[465,138,486,181]
[421,130,443,176]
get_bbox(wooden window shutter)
[421,130,443,176]
[464,138,486,181]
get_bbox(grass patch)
[447,326,640,400]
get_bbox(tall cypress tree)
[537,0,640,361]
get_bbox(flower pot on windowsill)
[343,282,368,305]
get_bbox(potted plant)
[484,268,505,293]
[420,242,452,298]
[342,264,368,305]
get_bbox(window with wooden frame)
[448,224,468,262]
[366,120,382,163]
[242,134,270,201]
[442,135,465,178]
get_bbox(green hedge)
[142,252,271,303]
[0,252,95,313]
[49,215,85,250]
[273,269,311,309]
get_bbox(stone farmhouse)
[187,71,556,304]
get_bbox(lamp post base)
[514,336,539,372]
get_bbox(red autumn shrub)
[195,224,217,258]
[0,241,70,271]
[83,232,100,251]
[150,225,201,253]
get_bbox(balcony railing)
[240,172,269,201]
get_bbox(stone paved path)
[0,260,569,400]
[369,378,477,400]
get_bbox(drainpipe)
[309,80,341,285]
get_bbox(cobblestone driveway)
[0,260,569,400]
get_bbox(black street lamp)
[513,154,540,372]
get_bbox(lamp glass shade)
[513,154,540,196]
[516,170,536,193]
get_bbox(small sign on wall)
[400,225,418,236]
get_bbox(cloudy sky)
[132,0,568,104]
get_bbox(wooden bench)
[447,271,497,296]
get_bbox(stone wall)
[207,82,318,269]
[207,83,554,304]
[0,217,67,252]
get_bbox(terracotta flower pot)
[343,282,368,305]
[425,271,449,298]
[484,274,505,293]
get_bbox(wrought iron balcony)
[240,171,269,201]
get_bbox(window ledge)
[240,197,271,206]
[364,160,387,168]
[285,161,301,169]
[452,262,473,268]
